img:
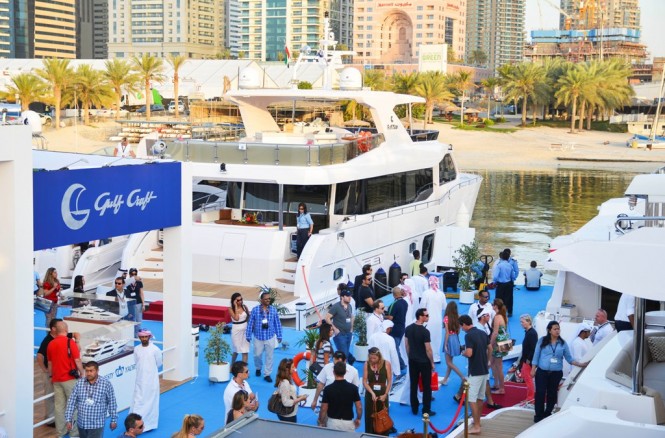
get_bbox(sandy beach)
[40,116,665,173]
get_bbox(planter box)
[209,362,231,382]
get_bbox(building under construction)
[524,0,647,67]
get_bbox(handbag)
[372,400,394,434]
[267,391,295,416]
[418,371,439,392]
[309,361,323,375]
[495,326,513,356]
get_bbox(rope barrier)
[427,392,466,434]
[301,265,323,322]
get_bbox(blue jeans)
[78,427,104,438]
[333,332,352,359]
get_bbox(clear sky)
[525,0,664,60]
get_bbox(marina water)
[470,169,638,284]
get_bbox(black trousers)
[534,368,562,422]
[615,320,633,332]
[495,281,514,314]
[296,228,310,259]
[409,359,432,414]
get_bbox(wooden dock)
[450,409,534,438]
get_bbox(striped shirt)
[65,376,118,429]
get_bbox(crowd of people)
[34,244,636,436]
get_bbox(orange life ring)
[358,131,372,153]
[291,351,312,387]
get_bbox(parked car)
[168,102,185,113]
[136,104,165,113]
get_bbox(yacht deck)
[450,409,534,437]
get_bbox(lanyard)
[550,342,558,356]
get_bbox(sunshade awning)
[550,227,665,301]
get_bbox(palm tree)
[36,58,73,129]
[480,77,500,119]
[499,62,546,127]
[131,54,165,120]
[414,71,453,129]
[5,73,47,110]
[73,64,114,125]
[363,69,387,91]
[167,54,188,118]
[452,71,474,126]
[104,59,140,119]
[585,59,633,129]
[392,72,420,95]
[555,64,588,133]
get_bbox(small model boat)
[71,305,122,322]
[81,337,129,363]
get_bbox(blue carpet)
[34,285,552,436]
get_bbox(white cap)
[381,320,394,332]
[478,308,491,320]
[575,322,592,338]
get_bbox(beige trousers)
[54,379,78,437]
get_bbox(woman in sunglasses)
[230,292,250,364]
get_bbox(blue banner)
[33,163,182,250]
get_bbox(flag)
[284,45,291,67]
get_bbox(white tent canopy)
[550,227,665,301]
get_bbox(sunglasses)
[115,282,123,285]
[423,314,430,317]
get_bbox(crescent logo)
[61,183,91,230]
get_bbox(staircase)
[274,257,297,293]
[138,247,164,279]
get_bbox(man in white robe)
[411,266,429,306]
[368,320,401,377]
[420,276,446,363]
[131,329,162,432]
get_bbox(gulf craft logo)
[60,183,158,230]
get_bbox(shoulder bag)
[267,391,295,416]
[372,399,394,434]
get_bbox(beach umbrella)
[344,119,371,127]
[550,227,665,301]
[441,104,460,113]
[464,108,480,114]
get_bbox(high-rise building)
[465,0,524,72]
[77,0,108,59]
[107,0,224,59]
[0,0,13,58]
[239,0,353,62]
[560,0,640,31]
[34,0,77,58]
[226,0,241,57]
[353,0,466,66]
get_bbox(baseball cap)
[333,351,347,360]
[339,289,352,297]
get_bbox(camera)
[262,322,269,329]
[69,369,80,379]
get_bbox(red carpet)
[482,382,529,416]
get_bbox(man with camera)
[47,320,84,437]
[246,290,283,382]
[65,361,118,436]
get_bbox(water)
[469,169,639,284]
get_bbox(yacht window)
[409,242,417,253]
[226,182,242,209]
[284,185,329,215]
[334,168,433,215]
[421,233,434,265]
[192,192,220,211]
[439,154,457,184]
[333,267,344,281]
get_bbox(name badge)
[345,318,351,323]
[261,318,268,324]
[372,384,381,391]
[85,398,95,406]
[550,357,559,364]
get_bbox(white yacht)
[70,305,122,322]
[81,337,130,363]
[121,17,482,317]
[449,169,665,436]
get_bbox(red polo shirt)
[47,335,80,383]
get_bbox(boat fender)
[292,350,312,387]
[388,262,402,288]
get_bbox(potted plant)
[452,240,481,291]
[259,285,288,315]
[296,328,319,354]
[353,310,369,362]
[204,322,232,382]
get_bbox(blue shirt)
[246,304,283,342]
[532,339,574,372]
[65,376,118,429]
[509,258,519,281]
[296,212,313,229]
[492,259,513,283]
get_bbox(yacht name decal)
[61,183,158,230]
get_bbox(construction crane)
[539,0,574,30]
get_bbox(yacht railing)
[614,216,665,234]
[167,133,386,166]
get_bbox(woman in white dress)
[230,292,250,364]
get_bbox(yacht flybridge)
[118,17,482,316]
